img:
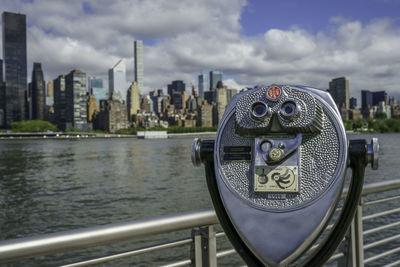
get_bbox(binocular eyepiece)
[192,85,379,266]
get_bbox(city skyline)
[0,0,399,102]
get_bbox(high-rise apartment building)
[134,40,143,92]
[65,69,88,130]
[2,12,28,126]
[53,75,67,130]
[31,62,46,120]
[329,77,349,119]
[198,73,208,98]
[209,70,223,90]
[108,59,127,102]
[127,82,140,120]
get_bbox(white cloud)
[1,1,400,101]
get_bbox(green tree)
[10,120,58,132]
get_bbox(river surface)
[0,133,399,266]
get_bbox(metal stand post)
[190,226,217,267]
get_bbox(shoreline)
[0,131,217,140]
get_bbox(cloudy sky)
[1,0,400,103]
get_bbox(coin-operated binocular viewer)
[192,85,379,266]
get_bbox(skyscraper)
[88,76,103,90]
[54,75,67,130]
[198,73,208,98]
[168,80,186,110]
[127,82,140,120]
[65,69,88,130]
[329,77,349,119]
[209,70,223,90]
[31,62,46,120]
[0,59,5,127]
[134,40,143,92]
[361,90,387,111]
[108,59,127,102]
[2,12,28,126]
[0,59,3,83]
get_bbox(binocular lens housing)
[280,100,298,121]
[251,102,269,121]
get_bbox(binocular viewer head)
[192,84,379,266]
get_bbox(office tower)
[88,76,103,90]
[87,94,99,122]
[91,87,108,107]
[372,91,387,106]
[216,82,227,123]
[134,40,143,92]
[227,88,238,104]
[127,82,140,120]
[349,97,357,109]
[198,73,208,98]
[47,81,54,97]
[329,77,349,119]
[108,59,127,102]
[361,90,373,111]
[31,62,46,120]
[0,59,4,126]
[209,70,223,90]
[53,75,67,130]
[361,90,387,111]
[2,12,27,125]
[65,69,88,130]
[167,80,186,109]
[0,59,3,83]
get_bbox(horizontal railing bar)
[216,249,236,258]
[360,179,400,196]
[363,207,400,221]
[326,252,344,262]
[363,195,400,206]
[364,233,400,250]
[160,259,191,267]
[364,246,400,264]
[384,259,400,267]
[0,209,218,263]
[364,221,400,236]
[62,238,193,267]
[216,232,226,238]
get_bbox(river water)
[0,133,399,266]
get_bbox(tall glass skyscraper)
[134,40,143,92]
[108,59,127,102]
[31,62,46,120]
[2,12,28,126]
[209,70,223,90]
[198,73,208,98]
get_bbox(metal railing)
[0,180,400,266]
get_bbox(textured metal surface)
[218,85,344,211]
[235,86,324,135]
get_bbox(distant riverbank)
[0,131,216,140]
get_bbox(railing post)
[190,226,217,267]
[353,197,364,267]
[190,228,202,267]
[338,219,356,267]
[201,225,217,267]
